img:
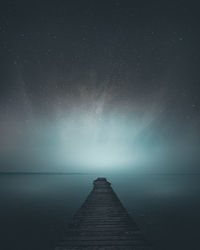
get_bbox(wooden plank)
[55,178,152,249]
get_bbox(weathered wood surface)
[55,178,152,250]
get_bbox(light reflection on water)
[0,173,200,250]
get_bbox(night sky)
[1,0,200,172]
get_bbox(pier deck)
[55,178,152,249]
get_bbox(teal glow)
[25,110,165,172]
[1,103,199,173]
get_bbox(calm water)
[1,173,200,250]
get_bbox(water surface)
[1,173,200,250]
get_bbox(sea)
[1,173,200,250]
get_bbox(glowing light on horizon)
[33,110,162,171]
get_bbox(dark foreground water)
[0,173,200,250]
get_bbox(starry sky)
[0,0,200,173]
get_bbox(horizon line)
[0,171,200,175]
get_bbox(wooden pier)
[55,177,152,249]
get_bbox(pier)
[56,177,152,249]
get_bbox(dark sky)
[0,0,200,172]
